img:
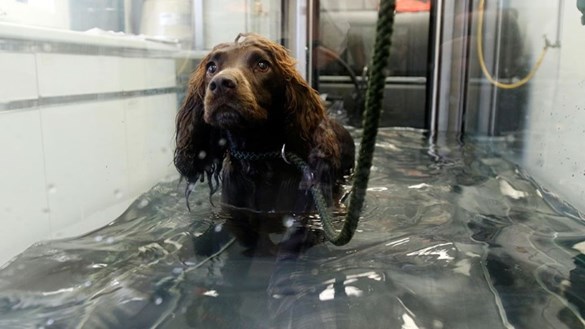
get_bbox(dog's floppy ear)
[284,73,340,167]
[174,54,226,191]
[251,36,340,165]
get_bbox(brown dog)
[174,33,354,252]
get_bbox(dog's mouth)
[205,101,245,129]
[213,108,243,128]
[205,95,269,130]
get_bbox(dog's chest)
[221,160,312,212]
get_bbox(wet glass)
[1,1,585,328]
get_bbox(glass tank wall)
[0,0,584,314]
[1,1,585,328]
[429,0,585,213]
[0,0,429,264]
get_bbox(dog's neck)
[223,114,311,161]
[224,127,284,154]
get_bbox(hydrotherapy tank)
[0,1,584,328]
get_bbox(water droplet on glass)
[218,138,227,146]
[198,150,207,159]
[214,224,223,232]
[433,320,444,329]
[48,184,57,194]
[114,189,123,199]
[283,216,295,228]
[154,297,163,305]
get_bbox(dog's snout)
[209,75,237,94]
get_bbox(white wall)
[514,1,585,212]
[0,25,181,266]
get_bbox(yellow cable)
[477,0,549,89]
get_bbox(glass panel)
[0,0,284,50]
[2,1,585,328]
[0,0,286,265]
[314,0,431,127]
[464,1,562,137]
[461,0,585,222]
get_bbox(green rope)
[230,0,395,245]
[323,0,396,245]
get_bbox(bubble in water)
[94,236,103,242]
[218,138,227,146]
[106,237,114,244]
[48,184,57,194]
[46,319,55,326]
[84,281,92,287]
[172,267,183,275]
[198,150,207,159]
[154,297,163,305]
[214,224,223,232]
[138,199,149,208]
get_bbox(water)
[1,128,584,329]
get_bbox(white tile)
[0,110,51,266]
[0,53,39,102]
[36,53,123,97]
[40,100,130,230]
[120,57,177,91]
[51,198,134,239]
[36,54,176,97]
[125,94,179,196]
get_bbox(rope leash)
[229,0,396,246]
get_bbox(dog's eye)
[206,62,217,74]
[256,60,270,71]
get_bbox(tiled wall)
[0,28,181,265]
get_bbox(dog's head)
[201,34,284,130]
[175,33,340,185]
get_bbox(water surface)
[1,128,584,329]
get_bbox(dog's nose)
[209,75,237,94]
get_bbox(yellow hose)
[477,0,549,89]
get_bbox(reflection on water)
[1,128,584,329]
